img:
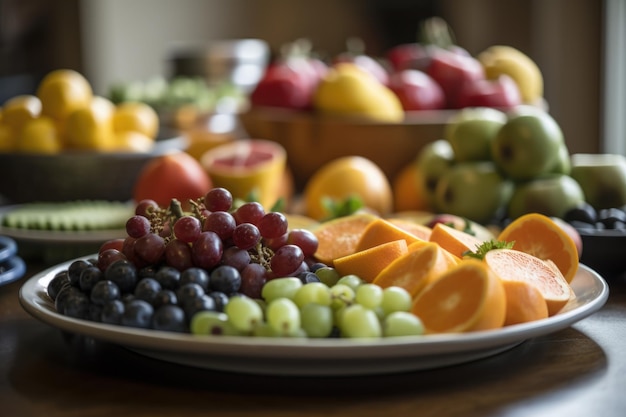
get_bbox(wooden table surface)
[2,262,626,417]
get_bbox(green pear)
[491,110,564,180]
[434,161,513,224]
[507,174,586,220]
[445,107,507,162]
[569,153,626,209]
[416,139,455,207]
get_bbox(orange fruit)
[112,101,159,139]
[373,242,455,296]
[355,218,423,252]
[500,280,549,325]
[312,212,378,265]
[37,69,93,121]
[412,259,507,334]
[428,222,485,258]
[386,217,433,240]
[201,139,287,209]
[497,213,579,283]
[392,163,430,212]
[303,156,393,221]
[484,248,574,316]
[333,239,409,282]
[133,151,213,210]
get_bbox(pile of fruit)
[47,185,579,339]
[247,22,543,122]
[0,69,160,154]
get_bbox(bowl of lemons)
[0,69,184,204]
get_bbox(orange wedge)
[428,222,485,258]
[501,280,549,325]
[497,213,579,283]
[411,259,506,334]
[333,239,409,282]
[386,217,433,240]
[312,212,378,266]
[355,217,424,252]
[373,242,455,296]
[484,248,574,316]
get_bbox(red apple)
[386,43,433,72]
[456,74,522,109]
[426,49,485,108]
[334,53,390,86]
[387,69,445,111]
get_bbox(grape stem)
[249,242,274,271]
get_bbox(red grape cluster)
[99,188,319,299]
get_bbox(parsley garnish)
[463,240,515,260]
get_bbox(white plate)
[19,260,609,376]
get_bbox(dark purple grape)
[232,223,261,250]
[152,305,187,332]
[203,211,236,240]
[192,231,223,270]
[90,280,121,306]
[165,239,194,271]
[287,228,319,257]
[233,201,265,225]
[134,278,162,305]
[138,265,158,279]
[598,208,626,229]
[126,215,151,238]
[270,244,305,277]
[239,263,267,299]
[180,267,210,291]
[173,215,202,243]
[101,299,125,325]
[210,265,242,294]
[121,299,154,329]
[135,199,159,217]
[204,187,233,212]
[155,266,181,290]
[134,233,166,265]
[104,259,138,294]
[564,202,597,225]
[263,232,289,251]
[221,246,251,271]
[97,249,127,273]
[258,212,288,239]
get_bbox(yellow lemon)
[0,123,16,152]
[15,116,62,154]
[65,96,115,150]
[113,130,154,153]
[313,63,403,122]
[112,101,159,139]
[37,69,93,121]
[2,95,42,133]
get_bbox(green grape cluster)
[190,267,425,339]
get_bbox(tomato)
[133,151,212,209]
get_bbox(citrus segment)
[411,259,506,333]
[312,212,378,265]
[386,217,432,240]
[484,248,574,315]
[355,218,423,252]
[373,242,454,296]
[428,222,485,258]
[501,280,549,325]
[333,239,409,283]
[497,213,579,283]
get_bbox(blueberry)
[55,285,84,315]
[152,289,178,309]
[90,280,121,306]
[208,291,229,312]
[182,294,216,320]
[101,299,125,325]
[104,259,138,294]
[155,266,180,290]
[180,267,210,291]
[62,290,90,319]
[564,202,597,225]
[152,305,187,332]
[67,259,93,287]
[210,265,241,294]
[297,271,320,284]
[48,270,71,301]
[134,277,162,305]
[138,265,159,279]
[88,303,104,322]
[121,299,154,329]
[176,283,205,306]
[598,208,626,229]
[79,266,103,294]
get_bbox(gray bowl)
[0,136,185,204]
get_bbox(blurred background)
[0,0,623,156]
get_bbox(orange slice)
[386,217,433,240]
[428,222,485,258]
[497,213,579,283]
[484,248,574,316]
[501,280,549,325]
[355,217,424,252]
[373,242,455,296]
[312,212,378,266]
[411,259,506,334]
[333,239,409,282]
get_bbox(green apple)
[415,139,455,207]
[549,142,572,175]
[491,110,564,180]
[433,161,513,224]
[507,174,586,220]
[569,153,626,209]
[445,107,507,162]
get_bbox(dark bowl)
[0,137,185,204]
[579,229,626,278]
